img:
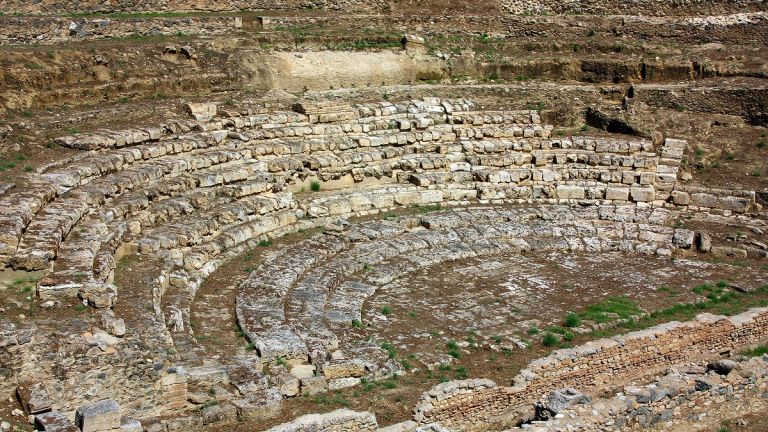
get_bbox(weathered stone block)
[201,402,238,425]
[630,186,654,202]
[185,103,217,122]
[670,190,690,206]
[17,382,52,414]
[322,360,366,379]
[556,185,585,199]
[75,399,121,432]
[35,411,79,432]
[300,376,328,395]
[273,373,300,397]
[672,230,695,249]
[605,187,629,201]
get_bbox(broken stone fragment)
[697,232,712,253]
[299,376,327,395]
[201,402,237,425]
[185,102,217,122]
[35,411,79,432]
[84,328,121,351]
[707,359,737,376]
[101,310,126,337]
[534,388,590,420]
[231,389,282,422]
[120,419,142,432]
[79,283,118,309]
[75,399,121,432]
[694,375,722,391]
[273,373,300,397]
[16,382,52,415]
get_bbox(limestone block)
[35,411,79,432]
[120,420,142,432]
[202,402,238,425]
[716,196,751,213]
[630,187,654,202]
[274,373,300,397]
[670,190,690,206]
[639,172,655,185]
[690,193,717,208]
[79,283,118,308]
[322,360,366,379]
[17,382,52,414]
[232,389,282,422]
[697,232,712,253]
[420,190,443,204]
[672,230,695,249]
[185,103,217,122]
[605,187,629,201]
[75,399,121,432]
[556,185,585,200]
[328,377,361,390]
[300,376,328,395]
[711,246,747,259]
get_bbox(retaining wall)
[414,308,768,427]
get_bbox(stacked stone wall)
[0,16,243,45]
[264,409,377,431]
[498,0,767,16]
[521,354,768,431]
[0,0,387,15]
[414,308,768,427]
[0,0,765,16]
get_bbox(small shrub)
[454,366,469,379]
[564,312,581,328]
[310,181,321,192]
[380,342,397,359]
[380,306,392,316]
[351,319,363,328]
[527,326,539,335]
[258,239,272,247]
[542,332,558,347]
[446,340,461,358]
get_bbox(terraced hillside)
[0,1,766,432]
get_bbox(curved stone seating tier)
[0,97,754,330]
[232,204,689,386]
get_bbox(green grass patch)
[580,296,642,323]
[741,345,768,357]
